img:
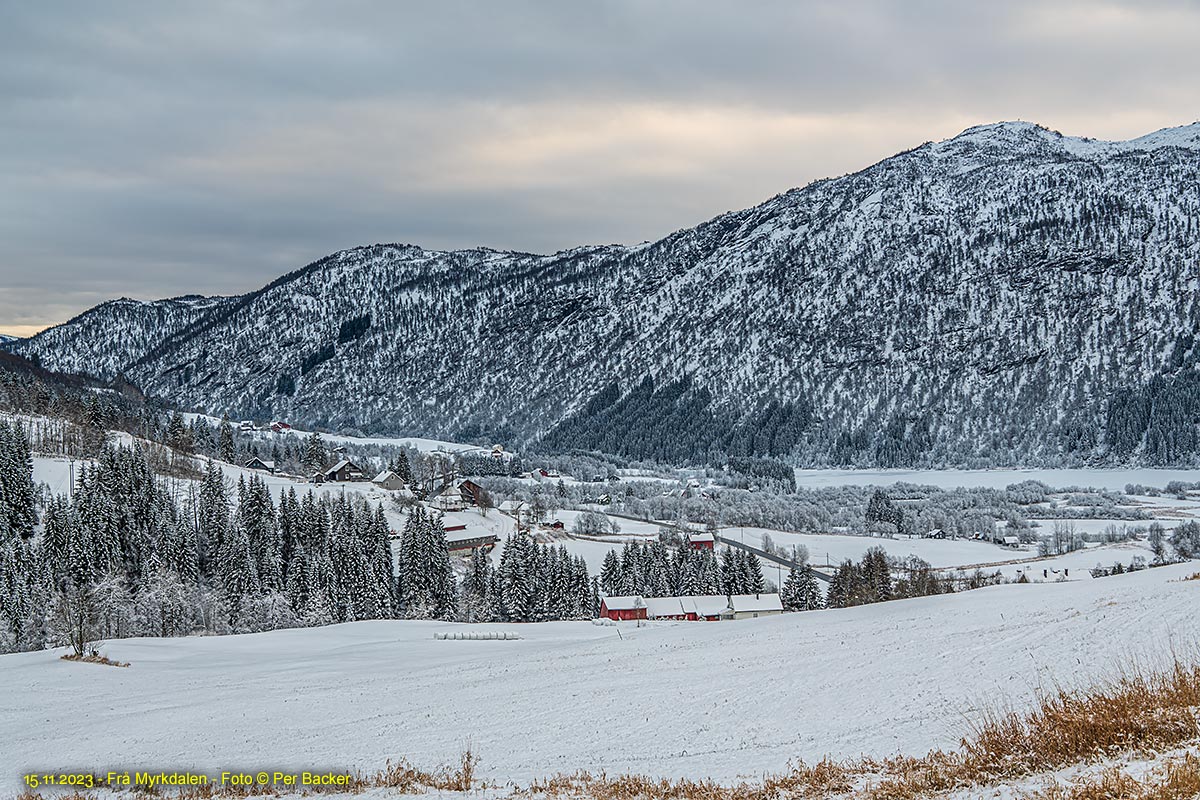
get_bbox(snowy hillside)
[8,295,233,378]
[12,121,1200,467]
[2,563,1198,790]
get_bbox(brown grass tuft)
[863,661,1200,798]
[60,653,129,668]
[362,748,481,793]
[1021,751,1200,799]
[519,758,858,800]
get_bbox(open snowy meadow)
[3,563,1198,793]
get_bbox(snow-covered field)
[2,563,1198,791]
[725,526,1021,569]
[794,466,1200,492]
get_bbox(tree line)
[597,536,767,598]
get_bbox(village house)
[729,593,784,620]
[243,456,276,474]
[498,499,528,516]
[371,470,406,491]
[323,459,366,482]
[688,532,715,550]
[430,484,466,512]
[456,478,485,506]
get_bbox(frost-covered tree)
[460,545,496,622]
[217,415,235,462]
[1171,520,1200,559]
[197,461,230,576]
[781,564,823,611]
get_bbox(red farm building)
[599,596,647,621]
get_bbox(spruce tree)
[461,546,495,622]
[303,552,336,626]
[369,504,396,617]
[426,512,457,620]
[744,550,765,594]
[0,422,37,538]
[391,450,413,485]
[197,461,230,577]
[499,533,533,621]
[782,564,822,611]
[599,549,623,596]
[217,416,235,462]
[217,525,260,626]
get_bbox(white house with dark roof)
[371,470,406,491]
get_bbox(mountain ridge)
[10,120,1200,468]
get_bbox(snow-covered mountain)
[9,295,234,378]
[13,121,1200,467]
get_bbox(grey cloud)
[1,1,1198,333]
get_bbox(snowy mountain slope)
[11,294,234,378]
[1,563,1197,789]
[14,121,1200,467]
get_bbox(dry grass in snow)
[10,660,1200,800]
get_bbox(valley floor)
[2,563,1198,796]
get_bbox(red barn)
[688,532,715,550]
[599,596,647,621]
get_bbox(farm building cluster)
[599,593,784,622]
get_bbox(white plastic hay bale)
[434,631,521,641]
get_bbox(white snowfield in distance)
[1,564,1198,791]
[794,467,1200,492]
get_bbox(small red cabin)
[688,532,715,550]
[599,596,647,621]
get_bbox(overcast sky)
[2,1,1198,336]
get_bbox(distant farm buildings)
[599,593,783,622]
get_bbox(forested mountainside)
[7,121,1200,468]
[11,295,233,378]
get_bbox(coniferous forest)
[0,419,597,655]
